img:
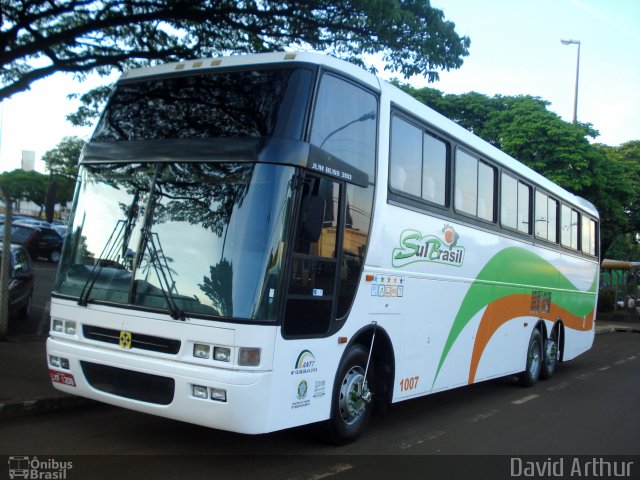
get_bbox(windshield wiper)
[77,218,130,307]
[128,164,185,320]
[140,229,185,321]
[77,187,140,307]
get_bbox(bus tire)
[519,329,543,387]
[324,345,374,445]
[541,329,559,380]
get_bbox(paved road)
[1,331,638,479]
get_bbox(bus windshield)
[54,162,295,322]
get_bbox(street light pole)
[561,38,581,124]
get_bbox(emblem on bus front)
[119,331,133,349]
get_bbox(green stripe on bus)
[432,247,597,387]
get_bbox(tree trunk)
[0,185,12,340]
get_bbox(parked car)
[0,222,63,262]
[0,243,35,319]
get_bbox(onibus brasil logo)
[392,225,465,268]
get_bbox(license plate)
[49,369,76,387]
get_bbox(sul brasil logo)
[392,224,465,268]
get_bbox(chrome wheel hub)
[338,366,367,425]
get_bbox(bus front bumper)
[46,336,273,434]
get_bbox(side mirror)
[301,196,325,242]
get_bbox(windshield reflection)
[55,162,295,321]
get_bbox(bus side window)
[310,73,377,180]
[561,204,580,250]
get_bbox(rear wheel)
[323,345,374,445]
[541,329,559,380]
[519,329,543,387]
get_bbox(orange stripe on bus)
[467,294,594,385]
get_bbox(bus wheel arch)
[352,326,395,413]
[323,325,395,445]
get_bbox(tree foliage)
[1,0,470,103]
[396,82,640,259]
[42,136,85,180]
[0,170,48,212]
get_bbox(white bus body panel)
[48,300,278,434]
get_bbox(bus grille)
[81,361,175,405]
[83,325,181,354]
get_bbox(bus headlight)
[64,321,77,335]
[193,344,211,359]
[213,347,231,362]
[192,385,208,399]
[210,388,227,402]
[238,347,261,367]
[53,319,64,333]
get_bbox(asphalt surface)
[0,331,638,480]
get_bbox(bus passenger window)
[455,149,478,216]
[581,216,597,256]
[478,162,495,222]
[548,199,558,243]
[561,205,579,250]
[501,174,517,229]
[423,133,447,206]
[535,191,548,239]
[390,117,421,196]
[501,173,530,233]
[455,149,495,222]
[517,182,530,233]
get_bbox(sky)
[0,0,638,174]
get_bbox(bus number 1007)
[399,376,419,392]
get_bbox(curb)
[595,324,640,334]
[0,395,97,420]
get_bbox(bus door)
[283,174,342,337]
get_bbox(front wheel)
[323,345,374,445]
[519,329,543,387]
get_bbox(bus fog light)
[60,358,70,370]
[53,319,63,333]
[193,344,211,359]
[65,321,77,335]
[213,347,231,362]
[210,388,227,402]
[49,355,60,368]
[192,385,208,399]
[238,347,261,366]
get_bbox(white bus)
[47,52,599,444]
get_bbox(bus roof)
[117,51,598,218]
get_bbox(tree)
[42,136,85,180]
[0,170,49,214]
[42,136,85,213]
[592,141,640,258]
[1,0,470,103]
